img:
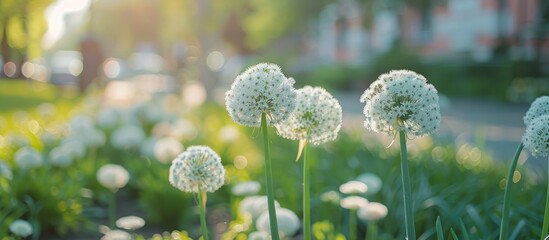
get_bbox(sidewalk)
[334,90,546,171]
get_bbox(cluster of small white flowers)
[97,164,130,190]
[339,180,368,195]
[153,137,184,163]
[522,115,549,157]
[256,207,300,238]
[357,202,388,221]
[169,146,225,193]
[49,146,74,168]
[111,125,145,150]
[116,216,145,230]
[276,86,342,145]
[523,96,549,126]
[360,70,440,136]
[14,147,43,170]
[9,219,33,237]
[225,63,297,127]
[340,196,369,210]
[239,196,281,222]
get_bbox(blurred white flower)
[357,202,388,221]
[96,107,121,129]
[524,96,549,126]
[140,137,158,158]
[225,63,297,127]
[248,231,270,240]
[154,137,184,163]
[6,133,29,148]
[97,164,130,191]
[133,102,167,124]
[276,86,342,145]
[231,181,261,196]
[219,125,240,143]
[256,207,300,238]
[9,219,33,237]
[320,190,341,204]
[0,161,12,180]
[169,146,225,193]
[170,119,197,140]
[239,196,280,222]
[360,70,440,136]
[339,180,368,195]
[101,229,131,240]
[49,147,74,167]
[70,114,95,131]
[116,216,145,230]
[14,147,43,170]
[523,115,549,157]
[356,173,383,195]
[340,196,369,210]
[59,139,87,159]
[111,125,145,150]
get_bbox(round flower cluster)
[111,125,145,150]
[225,63,297,127]
[339,180,368,195]
[169,146,225,193]
[256,207,300,238]
[276,86,342,145]
[9,219,33,237]
[96,164,130,191]
[360,70,440,136]
[340,196,369,210]
[357,202,388,221]
[14,147,43,170]
[522,115,549,157]
[239,196,281,222]
[523,96,549,126]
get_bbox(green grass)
[0,79,78,114]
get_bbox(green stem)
[109,190,116,229]
[350,209,357,240]
[542,156,549,240]
[399,130,416,240]
[261,113,280,240]
[366,221,378,240]
[499,142,523,240]
[303,142,311,240]
[198,190,209,240]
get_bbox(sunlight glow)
[42,0,91,49]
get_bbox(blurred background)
[0,0,548,101]
[1,0,549,239]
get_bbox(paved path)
[334,91,546,172]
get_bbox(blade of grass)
[509,219,525,240]
[459,218,471,240]
[436,216,444,240]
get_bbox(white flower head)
[256,207,300,238]
[111,125,145,150]
[101,229,131,240]
[96,107,121,129]
[238,196,280,221]
[14,147,43,170]
[340,196,369,210]
[225,63,297,127]
[522,115,549,157]
[275,86,342,145]
[97,164,130,190]
[116,216,145,230]
[356,173,383,195]
[169,146,225,193]
[153,137,184,163]
[360,70,440,136]
[524,96,549,126]
[357,202,388,221]
[49,147,74,168]
[9,219,33,237]
[248,231,270,240]
[339,180,368,195]
[231,181,261,196]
